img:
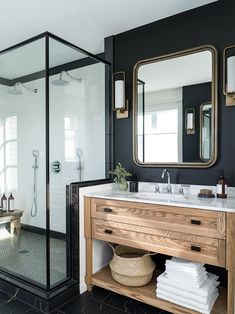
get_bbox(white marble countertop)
[84,183,235,213]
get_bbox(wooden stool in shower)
[0,210,23,236]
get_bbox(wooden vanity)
[84,196,235,314]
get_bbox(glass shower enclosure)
[0,32,110,291]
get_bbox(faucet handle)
[166,185,172,194]
[154,184,160,193]
[178,186,184,195]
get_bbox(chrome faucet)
[161,169,172,194]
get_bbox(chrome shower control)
[51,160,62,174]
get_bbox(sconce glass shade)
[223,45,235,106]
[114,79,125,109]
[227,56,235,93]
[185,108,195,134]
[186,112,194,130]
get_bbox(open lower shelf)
[92,267,227,314]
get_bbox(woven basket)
[109,245,156,287]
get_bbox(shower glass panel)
[48,37,107,287]
[0,33,110,292]
[0,38,47,288]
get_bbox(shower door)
[48,36,108,288]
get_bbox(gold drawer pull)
[191,219,201,225]
[191,245,201,252]
[104,208,112,213]
[104,229,113,234]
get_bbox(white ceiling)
[0,0,217,54]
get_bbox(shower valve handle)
[51,160,62,174]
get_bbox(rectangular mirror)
[133,46,217,168]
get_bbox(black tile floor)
[0,286,171,314]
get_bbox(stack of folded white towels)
[156,257,220,314]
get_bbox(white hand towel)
[156,281,218,304]
[166,264,207,276]
[166,257,204,269]
[157,272,219,297]
[157,289,219,314]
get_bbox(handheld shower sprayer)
[31,149,39,217]
[32,149,39,158]
[76,148,83,182]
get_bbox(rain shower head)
[52,71,69,86]
[52,71,82,86]
[7,82,37,95]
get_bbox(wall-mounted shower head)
[52,71,82,86]
[7,82,37,95]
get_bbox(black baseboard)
[21,224,66,240]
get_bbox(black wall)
[183,82,211,162]
[111,0,235,186]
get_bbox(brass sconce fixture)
[185,108,195,134]
[223,45,235,106]
[112,71,129,119]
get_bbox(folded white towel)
[166,257,204,270]
[165,270,208,288]
[166,268,208,280]
[157,288,219,314]
[166,263,207,276]
[156,281,218,304]
[157,272,219,297]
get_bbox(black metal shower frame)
[0,32,111,292]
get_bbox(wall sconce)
[223,45,235,106]
[185,108,195,135]
[112,71,128,119]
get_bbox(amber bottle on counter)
[217,171,227,199]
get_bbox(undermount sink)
[133,192,188,201]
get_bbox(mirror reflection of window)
[137,87,182,163]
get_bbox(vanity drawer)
[91,198,226,239]
[92,218,226,267]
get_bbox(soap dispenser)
[217,171,227,199]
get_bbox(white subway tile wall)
[0,62,106,233]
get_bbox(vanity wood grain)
[91,198,226,239]
[85,196,233,314]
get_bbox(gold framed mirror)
[133,45,218,168]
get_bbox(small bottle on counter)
[1,193,7,212]
[8,193,14,212]
[217,171,227,199]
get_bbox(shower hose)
[30,162,38,217]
